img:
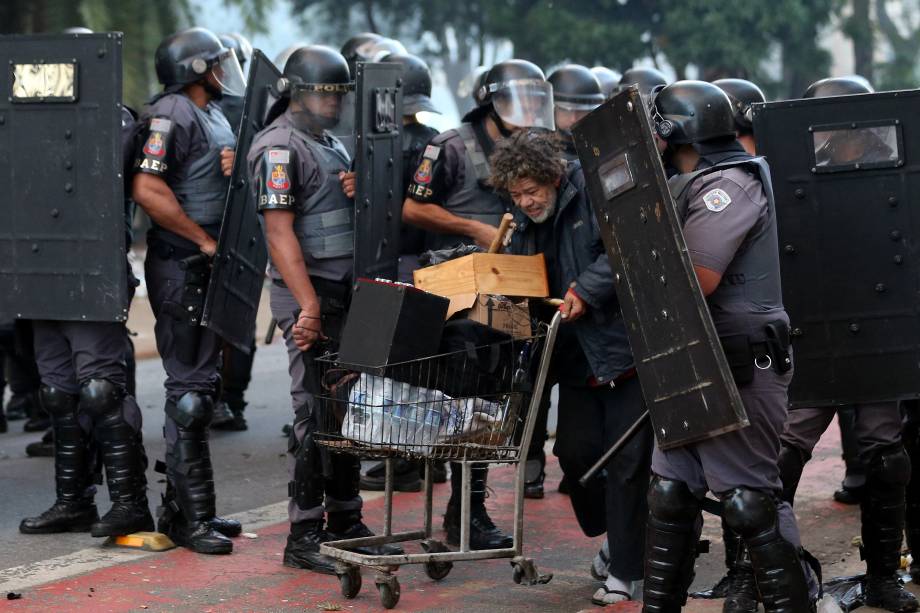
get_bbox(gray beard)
[524,195,557,224]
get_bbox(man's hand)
[559,287,587,322]
[292,308,324,352]
[198,237,218,258]
[470,221,499,250]
[339,171,356,198]
[220,148,235,176]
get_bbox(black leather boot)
[862,446,918,613]
[327,511,404,556]
[361,459,422,492]
[723,488,811,613]
[902,404,920,584]
[284,519,336,574]
[20,387,98,534]
[722,548,759,613]
[444,465,512,550]
[160,393,233,555]
[81,380,154,537]
[23,390,51,432]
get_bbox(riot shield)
[753,90,920,407]
[352,62,403,282]
[572,87,748,449]
[201,50,279,353]
[0,32,128,322]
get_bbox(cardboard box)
[447,294,531,338]
[413,253,549,299]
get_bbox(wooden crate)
[413,253,549,298]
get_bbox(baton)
[578,409,650,487]
[264,317,278,344]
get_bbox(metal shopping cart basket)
[311,312,561,608]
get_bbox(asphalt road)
[0,342,293,572]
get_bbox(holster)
[165,253,211,365]
[720,319,792,385]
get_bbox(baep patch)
[702,188,732,212]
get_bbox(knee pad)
[40,385,79,418]
[79,379,123,420]
[868,445,911,487]
[648,475,700,523]
[722,488,777,539]
[166,392,214,430]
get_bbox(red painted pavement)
[2,416,909,612]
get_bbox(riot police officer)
[771,77,917,613]
[216,32,253,133]
[247,44,402,574]
[547,64,605,160]
[340,32,383,74]
[403,58,555,549]
[712,78,765,156]
[352,52,445,493]
[20,90,154,542]
[619,66,668,97]
[643,81,813,612]
[591,66,621,100]
[132,27,247,555]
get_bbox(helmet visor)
[290,83,352,130]
[212,49,247,97]
[492,79,555,130]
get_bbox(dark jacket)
[508,162,634,384]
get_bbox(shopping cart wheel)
[420,539,452,581]
[511,557,553,586]
[375,574,401,609]
[337,565,362,599]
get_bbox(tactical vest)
[669,153,784,332]
[425,122,507,250]
[171,103,235,226]
[290,132,354,279]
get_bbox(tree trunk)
[848,0,874,82]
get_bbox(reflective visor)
[212,49,247,97]
[491,79,555,130]
[554,99,601,112]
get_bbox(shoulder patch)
[702,188,732,212]
[423,144,441,160]
[414,158,434,184]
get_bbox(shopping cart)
[311,312,561,608]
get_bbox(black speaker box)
[337,279,450,370]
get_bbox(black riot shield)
[0,32,128,322]
[352,62,403,282]
[201,50,279,352]
[753,90,920,407]
[572,87,748,449]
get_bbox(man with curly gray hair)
[495,130,653,605]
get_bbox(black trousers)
[553,376,653,580]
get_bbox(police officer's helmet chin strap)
[488,106,514,138]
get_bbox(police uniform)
[646,142,816,608]
[397,121,438,282]
[248,108,362,525]
[406,118,513,550]
[134,91,237,546]
[406,121,508,251]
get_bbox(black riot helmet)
[474,59,554,131]
[619,66,668,97]
[340,32,383,72]
[363,37,407,62]
[219,33,253,70]
[276,45,352,132]
[712,78,766,134]
[548,64,604,109]
[591,66,621,99]
[155,27,246,98]
[651,80,736,145]
[381,53,439,115]
[548,64,604,133]
[803,76,874,99]
[274,42,308,71]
